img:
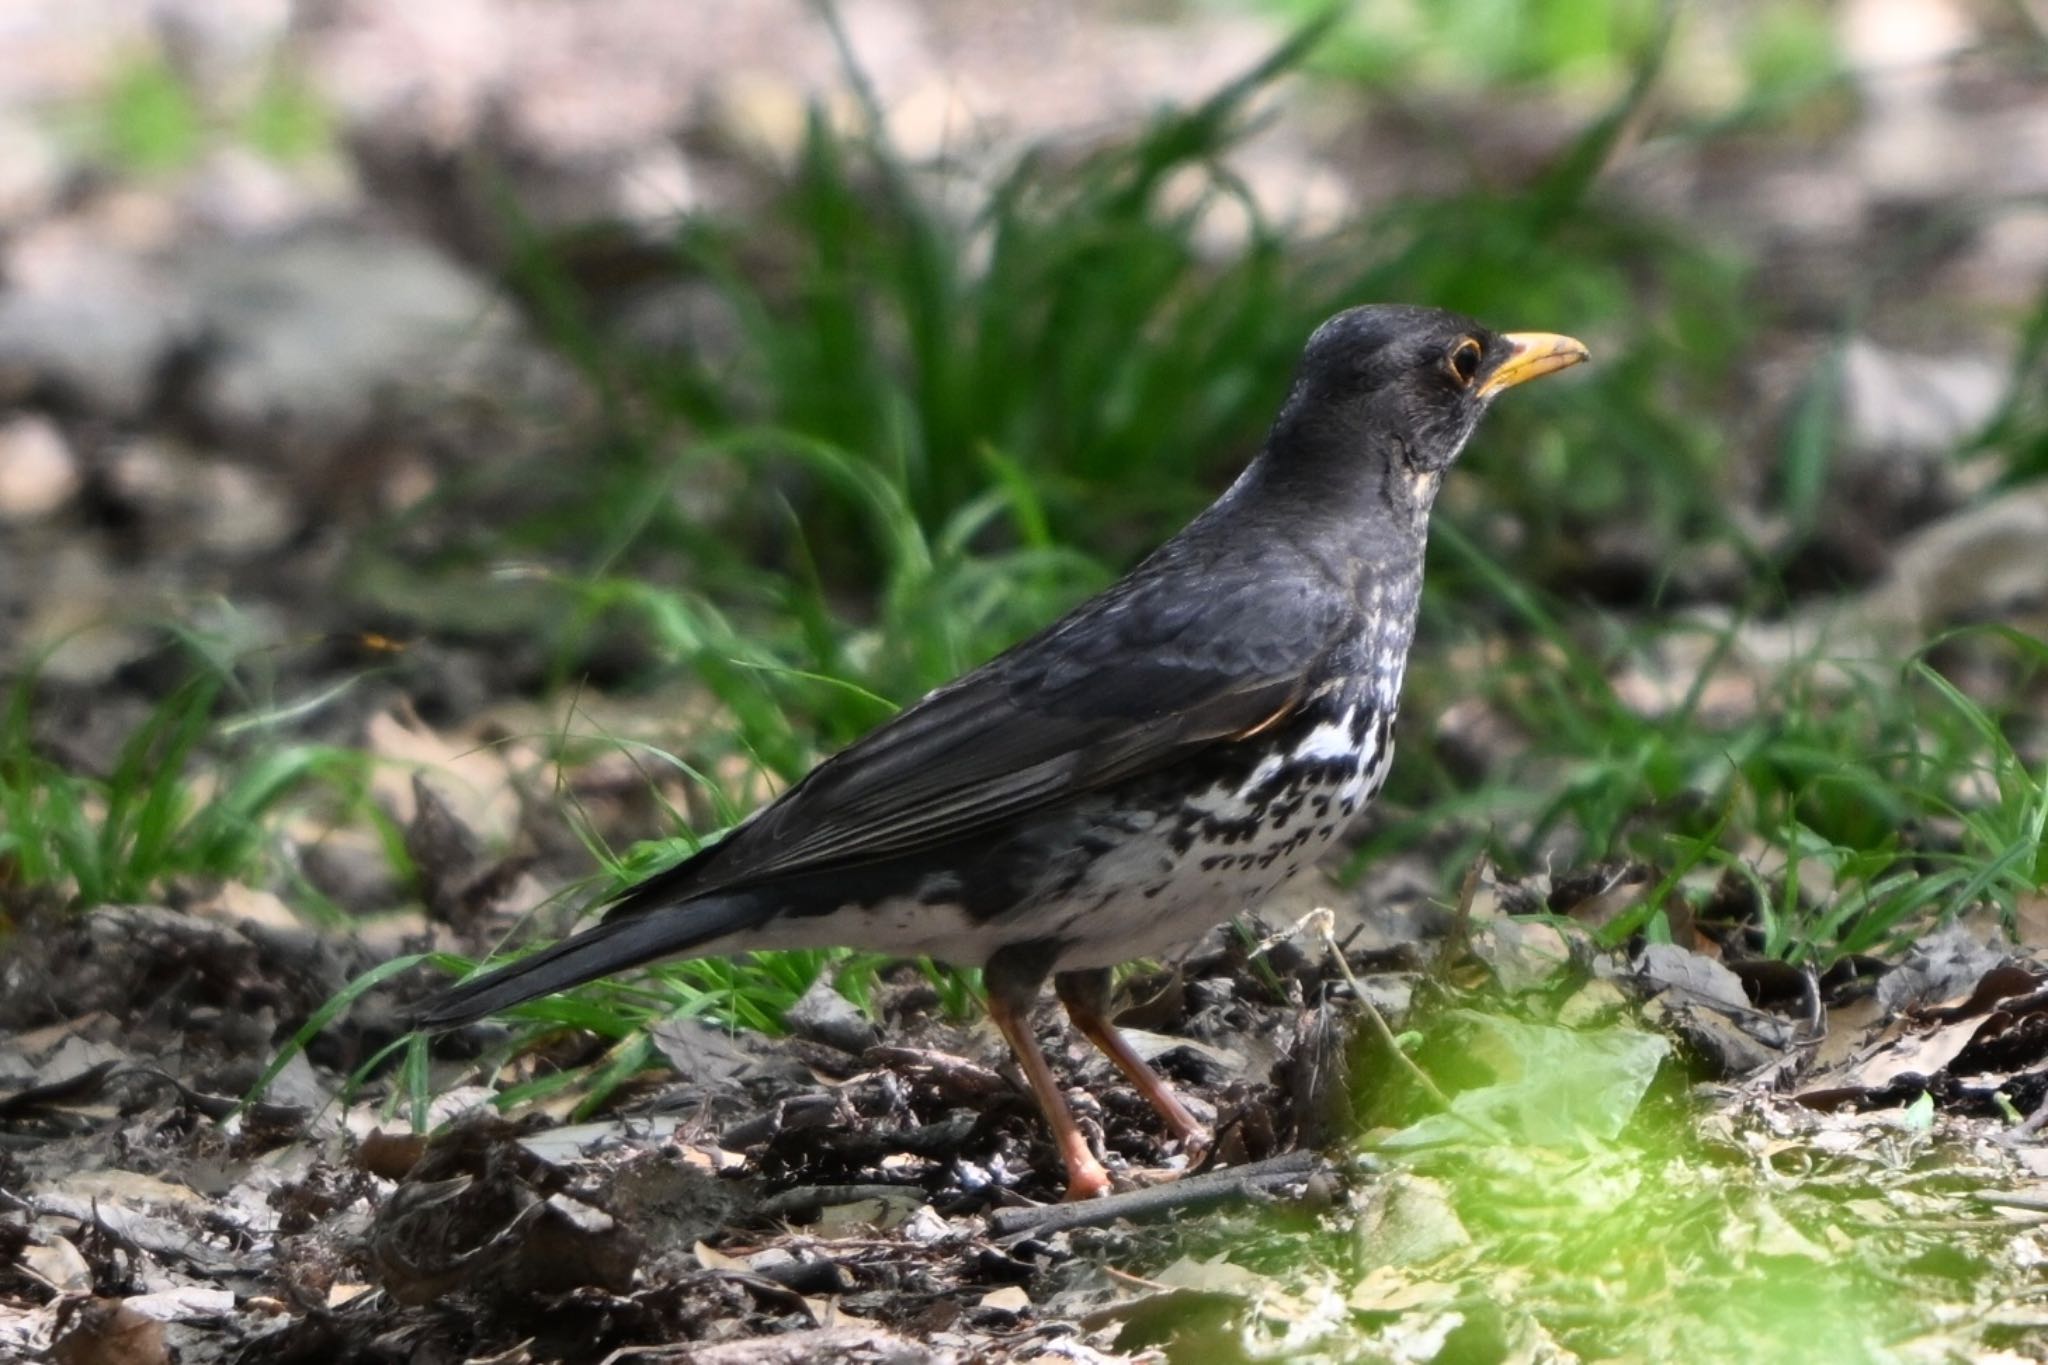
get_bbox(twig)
[1307,905,1516,1145]
[1303,908,1456,1114]
[1437,854,1486,979]
[988,1149,1322,1238]
[1800,962,1824,1041]
[756,1183,921,1221]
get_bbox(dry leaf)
[366,709,522,842]
[49,1298,168,1365]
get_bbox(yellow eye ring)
[1447,337,1483,387]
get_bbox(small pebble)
[0,413,79,521]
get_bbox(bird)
[417,304,1589,1200]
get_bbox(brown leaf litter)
[9,861,2048,1360]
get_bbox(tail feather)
[414,894,765,1029]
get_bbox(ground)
[8,872,2048,1361]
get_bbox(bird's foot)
[1056,1146,1122,1203]
[1064,1162,1114,1203]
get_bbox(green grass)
[1365,597,2048,969]
[240,68,337,165]
[81,49,336,176]
[96,56,204,174]
[0,659,370,916]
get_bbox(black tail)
[413,895,766,1029]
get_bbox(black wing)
[608,539,1350,916]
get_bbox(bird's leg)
[1054,967,1210,1159]
[985,946,1112,1202]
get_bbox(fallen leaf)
[49,1298,168,1365]
[40,1170,206,1210]
[1636,943,1750,1012]
[1470,918,1575,994]
[2016,893,2048,951]
[1153,1255,1275,1297]
[1346,1264,1458,1313]
[120,1288,235,1322]
[813,1192,920,1235]
[1380,1015,1669,1149]
[693,1240,751,1273]
[366,709,522,842]
[1353,1175,1471,1270]
[21,1236,91,1292]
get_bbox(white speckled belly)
[1038,686,1398,969]
[712,677,1404,973]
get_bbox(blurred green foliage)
[241,70,337,164]
[1282,1001,1960,1361]
[89,51,334,173]
[98,56,204,173]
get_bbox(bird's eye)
[1446,337,1483,387]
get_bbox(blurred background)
[1,0,2045,969]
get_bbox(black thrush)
[418,304,1588,1200]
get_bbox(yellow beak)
[1477,332,1590,397]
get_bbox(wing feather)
[607,543,1348,916]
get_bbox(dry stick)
[1300,907,1455,1115]
[1305,897,1513,1145]
[988,1149,1321,1238]
[756,1184,920,1221]
[1440,855,1485,981]
[1244,902,1477,1134]
[1797,962,1825,1042]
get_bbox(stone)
[182,227,515,443]
[0,225,197,416]
[1841,337,2005,460]
[783,973,881,1055]
[0,414,80,521]
[0,117,61,223]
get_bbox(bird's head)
[1269,304,1588,510]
